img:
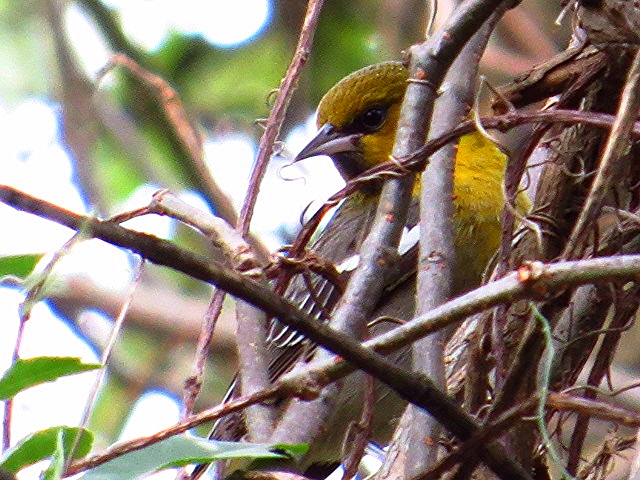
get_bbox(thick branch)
[7,186,640,479]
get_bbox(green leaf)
[41,430,64,480]
[0,254,44,281]
[0,426,93,474]
[269,443,308,456]
[0,357,101,400]
[82,436,306,480]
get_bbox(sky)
[0,2,343,478]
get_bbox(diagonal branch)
[407,3,512,474]
[0,184,532,478]
[8,187,640,479]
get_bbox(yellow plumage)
[301,61,529,293]
[452,131,522,291]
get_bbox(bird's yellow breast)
[307,61,530,293]
[451,131,529,291]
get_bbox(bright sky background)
[0,2,343,478]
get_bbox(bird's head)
[295,61,408,180]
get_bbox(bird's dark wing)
[193,191,419,479]
[205,194,380,445]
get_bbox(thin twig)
[182,290,226,417]
[547,392,640,427]
[322,109,640,217]
[64,260,145,474]
[64,385,280,477]
[237,0,325,235]
[4,232,87,451]
[149,190,262,274]
[566,285,640,475]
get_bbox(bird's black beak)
[294,123,362,163]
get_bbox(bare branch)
[237,0,325,235]
[408,4,512,473]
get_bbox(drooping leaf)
[0,426,93,474]
[0,357,101,400]
[82,436,306,480]
[41,430,64,480]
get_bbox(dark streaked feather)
[194,191,419,479]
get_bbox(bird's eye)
[355,106,387,133]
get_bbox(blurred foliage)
[0,0,579,463]
[0,3,56,103]
[81,436,305,479]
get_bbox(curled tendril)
[299,200,317,227]
[473,76,502,146]
[425,0,438,38]
[277,161,307,185]
[265,88,279,107]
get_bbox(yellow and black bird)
[193,61,528,478]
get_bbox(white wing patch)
[398,224,420,255]
[336,254,360,273]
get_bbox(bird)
[192,61,529,479]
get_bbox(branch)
[547,392,640,428]
[291,256,640,394]
[407,3,512,473]
[1,184,527,478]
[7,185,640,479]
[271,3,526,477]
[65,385,279,476]
[315,108,640,216]
[237,0,325,234]
[183,290,227,418]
